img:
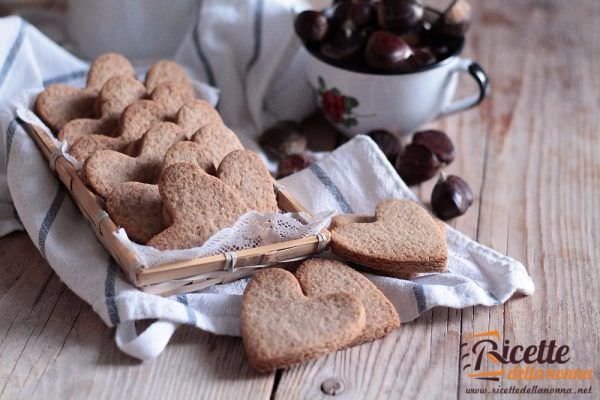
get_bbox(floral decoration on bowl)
[313,76,364,128]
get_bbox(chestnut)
[395,143,441,185]
[410,48,437,66]
[393,47,437,72]
[430,43,451,60]
[398,31,422,47]
[259,121,307,159]
[367,129,402,163]
[431,173,473,220]
[412,129,455,164]
[376,0,424,34]
[364,30,412,71]
[295,10,329,43]
[330,1,375,31]
[277,154,312,178]
[321,29,364,61]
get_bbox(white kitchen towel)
[0,16,534,360]
[174,0,315,141]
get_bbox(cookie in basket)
[191,123,243,166]
[58,75,147,144]
[330,199,448,275]
[35,53,136,133]
[84,122,183,198]
[149,81,196,119]
[69,100,165,161]
[175,100,223,139]
[86,53,138,91]
[145,60,196,118]
[217,149,278,213]
[145,60,194,92]
[163,141,216,174]
[60,76,195,147]
[48,55,196,144]
[147,163,250,250]
[107,182,165,243]
[241,267,366,372]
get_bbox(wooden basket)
[23,121,330,297]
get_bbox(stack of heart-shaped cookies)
[241,258,400,372]
[35,53,278,250]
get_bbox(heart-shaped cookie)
[241,268,366,372]
[217,149,278,213]
[296,258,400,345]
[330,199,447,274]
[176,99,223,139]
[149,81,196,119]
[69,100,164,161]
[84,122,183,198]
[106,182,165,243]
[35,53,136,133]
[34,85,97,133]
[144,60,194,92]
[163,141,216,174]
[58,75,147,145]
[146,163,250,250]
[86,52,137,91]
[330,214,375,230]
[191,123,243,166]
[329,213,421,280]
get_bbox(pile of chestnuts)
[295,0,472,74]
[259,119,473,220]
[369,128,473,220]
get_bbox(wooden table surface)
[1,0,599,398]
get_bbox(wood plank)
[0,232,275,400]
[455,0,537,397]
[25,317,274,400]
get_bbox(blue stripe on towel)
[5,118,18,166]
[105,259,121,325]
[43,69,87,86]
[38,186,67,257]
[175,294,198,326]
[309,163,353,213]
[411,283,427,313]
[0,20,26,91]
[193,0,217,88]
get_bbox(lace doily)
[115,210,334,268]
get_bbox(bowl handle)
[438,59,490,118]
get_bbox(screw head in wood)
[320,378,344,396]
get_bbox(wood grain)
[0,233,275,400]
[0,0,599,399]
